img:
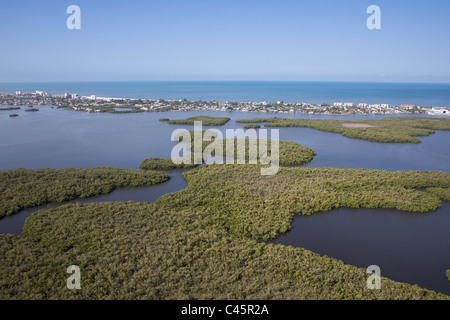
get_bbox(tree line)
[236,117,450,143]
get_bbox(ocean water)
[1,81,450,107]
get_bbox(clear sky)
[1,0,449,82]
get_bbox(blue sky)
[0,0,449,82]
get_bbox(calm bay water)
[1,81,450,107]
[0,83,449,296]
[271,203,450,296]
[0,107,449,171]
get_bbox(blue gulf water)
[1,81,450,107]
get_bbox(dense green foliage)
[139,157,199,170]
[9,114,19,117]
[165,116,231,126]
[426,187,450,202]
[161,165,450,241]
[0,165,449,299]
[0,168,169,219]
[243,124,261,129]
[141,139,315,170]
[68,105,146,113]
[166,129,316,167]
[184,137,316,167]
[0,107,20,111]
[447,270,450,282]
[180,129,315,165]
[24,108,39,112]
[236,117,450,143]
[159,118,169,121]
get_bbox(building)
[429,107,449,115]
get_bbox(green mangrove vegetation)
[139,157,199,171]
[243,124,261,129]
[140,138,316,170]
[0,164,449,299]
[426,187,450,202]
[0,167,169,219]
[9,114,19,118]
[193,139,317,167]
[169,128,316,167]
[24,108,39,112]
[70,105,146,113]
[190,138,316,167]
[164,130,316,170]
[102,106,144,113]
[161,165,450,241]
[165,116,231,126]
[236,117,450,143]
[0,107,20,111]
[168,128,316,167]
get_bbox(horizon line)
[1,79,450,85]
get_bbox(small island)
[0,107,20,111]
[236,117,450,143]
[243,124,261,129]
[139,157,199,171]
[9,114,19,117]
[164,116,231,126]
[25,108,39,112]
[173,137,316,167]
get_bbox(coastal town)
[0,90,448,116]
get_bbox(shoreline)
[2,85,449,116]
[2,103,449,117]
